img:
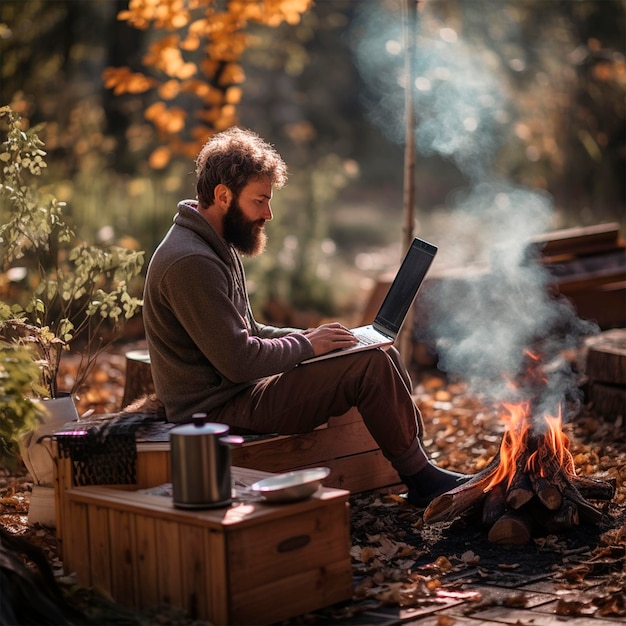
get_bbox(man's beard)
[222,196,267,256]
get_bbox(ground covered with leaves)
[1,345,625,624]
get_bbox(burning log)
[424,453,500,523]
[424,401,615,545]
[530,474,562,510]
[506,467,534,510]
[487,510,534,545]
[482,481,506,527]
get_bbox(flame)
[484,401,577,492]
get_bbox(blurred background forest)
[1,0,625,323]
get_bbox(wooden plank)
[109,509,137,608]
[230,559,352,625]
[471,606,621,625]
[136,408,387,494]
[154,519,184,609]
[87,504,112,595]
[134,514,160,610]
[66,484,349,530]
[530,222,622,259]
[231,418,382,472]
[564,282,626,330]
[227,500,349,592]
[136,447,170,488]
[548,265,625,292]
[178,524,208,620]
[66,499,90,585]
[317,449,400,492]
[54,453,74,563]
[205,529,229,625]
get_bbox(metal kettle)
[169,414,243,509]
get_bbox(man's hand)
[302,322,359,356]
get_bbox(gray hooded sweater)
[142,201,314,423]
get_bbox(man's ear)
[214,184,233,210]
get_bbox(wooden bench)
[63,467,352,625]
[136,408,400,492]
[121,349,400,494]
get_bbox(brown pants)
[207,347,429,477]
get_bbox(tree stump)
[121,349,155,409]
[586,329,626,424]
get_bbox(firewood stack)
[424,410,616,545]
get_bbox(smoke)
[352,2,508,182]
[351,2,599,419]
[424,180,598,419]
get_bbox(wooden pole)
[399,0,418,363]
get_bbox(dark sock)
[400,464,471,508]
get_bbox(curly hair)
[195,127,288,208]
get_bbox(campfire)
[424,351,616,545]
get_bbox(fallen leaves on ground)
[1,343,625,623]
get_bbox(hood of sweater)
[175,199,233,266]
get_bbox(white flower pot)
[19,394,79,527]
[27,485,57,528]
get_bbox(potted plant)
[0,105,144,525]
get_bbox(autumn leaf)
[181,80,222,105]
[143,36,198,79]
[158,79,181,100]
[145,103,186,134]
[149,146,171,170]
[118,0,192,30]
[218,63,245,86]
[102,67,156,95]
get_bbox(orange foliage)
[107,0,313,168]
[145,102,187,134]
[102,67,157,95]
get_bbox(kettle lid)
[170,413,230,437]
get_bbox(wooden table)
[63,467,353,625]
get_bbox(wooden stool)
[121,349,154,408]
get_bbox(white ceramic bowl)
[250,467,331,503]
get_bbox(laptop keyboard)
[353,332,381,347]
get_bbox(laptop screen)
[374,238,437,335]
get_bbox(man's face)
[223,177,273,256]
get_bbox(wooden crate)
[133,408,399,495]
[53,410,400,567]
[64,468,352,625]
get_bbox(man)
[143,127,468,507]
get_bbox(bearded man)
[142,127,468,507]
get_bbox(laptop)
[300,237,437,364]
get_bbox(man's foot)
[400,464,471,508]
